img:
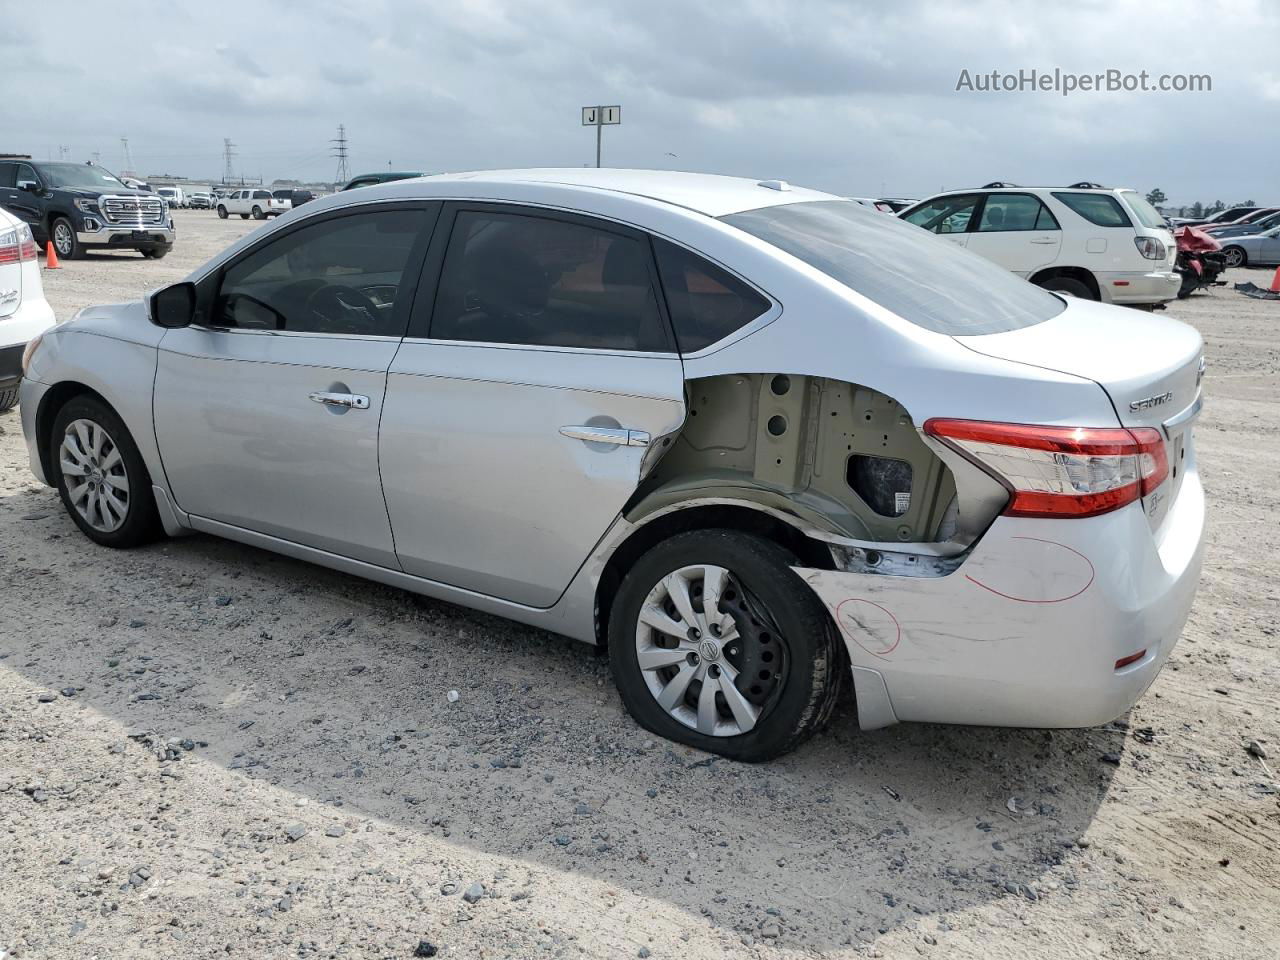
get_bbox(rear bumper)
[798,459,1205,729]
[1097,268,1181,305]
[0,298,56,389]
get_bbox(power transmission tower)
[223,138,237,183]
[91,151,101,165]
[120,137,135,177]
[331,125,350,184]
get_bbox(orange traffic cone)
[45,240,60,269]
[1270,266,1280,293]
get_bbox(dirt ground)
[1,210,1277,960]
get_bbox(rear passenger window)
[430,210,670,352]
[1051,192,1131,227]
[653,239,770,352]
[976,194,1059,232]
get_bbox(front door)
[900,193,982,249]
[154,203,438,567]
[381,204,686,607]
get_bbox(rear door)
[154,202,438,566]
[963,192,1062,275]
[380,202,685,607]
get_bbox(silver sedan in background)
[19,170,1205,760]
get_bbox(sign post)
[581,105,621,168]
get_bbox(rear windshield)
[1118,190,1168,229]
[720,200,1064,336]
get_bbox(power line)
[331,124,350,184]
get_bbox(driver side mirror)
[149,281,196,329]
[18,180,41,194]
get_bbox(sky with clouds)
[3,0,1275,203]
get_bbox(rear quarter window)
[1051,192,1132,228]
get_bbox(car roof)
[922,185,1138,198]
[359,168,837,217]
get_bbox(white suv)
[216,188,291,221]
[0,207,55,411]
[899,184,1179,306]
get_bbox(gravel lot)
[1,209,1277,959]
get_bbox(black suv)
[0,155,176,260]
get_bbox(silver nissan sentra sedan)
[18,169,1205,761]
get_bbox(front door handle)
[310,391,370,410]
[560,425,650,447]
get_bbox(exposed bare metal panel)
[629,374,963,543]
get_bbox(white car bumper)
[1097,268,1181,305]
[797,455,1205,730]
[0,297,56,391]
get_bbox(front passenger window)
[214,209,424,336]
[903,195,981,235]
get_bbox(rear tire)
[252,205,265,220]
[1037,275,1094,299]
[239,213,249,220]
[609,529,844,762]
[51,395,162,549]
[0,387,18,412]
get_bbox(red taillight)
[924,419,1168,519]
[0,224,38,264]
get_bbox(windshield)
[40,163,128,191]
[1119,191,1168,230]
[720,200,1064,336]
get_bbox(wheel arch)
[593,502,835,648]
[1028,265,1101,299]
[35,381,113,483]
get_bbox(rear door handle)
[560,425,650,447]
[309,391,370,410]
[1030,237,1059,244]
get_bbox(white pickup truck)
[216,188,291,221]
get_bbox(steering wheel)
[301,283,383,334]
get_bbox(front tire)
[50,215,82,260]
[217,205,229,219]
[609,530,844,762]
[1222,246,1246,268]
[51,395,162,549]
[239,213,249,220]
[141,247,169,260]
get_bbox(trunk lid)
[956,297,1204,532]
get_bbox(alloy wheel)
[53,221,74,256]
[59,418,130,533]
[1223,247,1244,267]
[633,564,787,737]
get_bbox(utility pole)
[223,138,237,183]
[91,151,101,165]
[331,125,350,184]
[580,105,621,167]
[120,137,135,177]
